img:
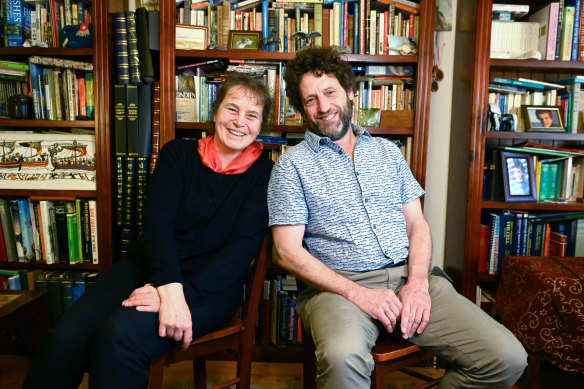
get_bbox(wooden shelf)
[0,190,96,198]
[174,121,414,135]
[481,201,584,211]
[490,58,584,72]
[0,261,100,271]
[175,49,418,64]
[0,47,93,57]
[0,119,95,128]
[486,132,584,141]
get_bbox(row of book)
[0,269,99,326]
[253,274,301,346]
[490,2,584,61]
[484,143,584,203]
[176,61,415,127]
[0,197,99,265]
[113,8,158,85]
[175,0,419,55]
[113,81,160,251]
[488,76,584,133]
[480,209,584,275]
[2,0,91,48]
[0,57,94,121]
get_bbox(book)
[125,11,141,84]
[175,75,198,122]
[65,202,80,264]
[560,5,576,60]
[150,81,161,175]
[0,199,18,262]
[113,12,130,84]
[490,21,540,59]
[565,0,582,61]
[88,200,98,264]
[38,200,56,264]
[528,2,560,61]
[126,84,139,157]
[135,7,155,83]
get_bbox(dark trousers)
[22,259,238,389]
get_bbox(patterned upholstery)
[496,256,584,373]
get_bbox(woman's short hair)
[284,47,356,114]
[211,71,274,129]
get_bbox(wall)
[424,0,476,289]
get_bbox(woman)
[23,72,274,388]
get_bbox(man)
[535,109,554,127]
[268,47,526,388]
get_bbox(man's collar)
[304,124,371,152]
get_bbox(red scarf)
[198,135,263,174]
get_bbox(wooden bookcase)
[158,0,436,361]
[0,0,114,273]
[462,0,584,300]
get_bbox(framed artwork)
[229,30,261,49]
[500,151,537,202]
[0,133,96,190]
[522,105,565,132]
[175,24,208,50]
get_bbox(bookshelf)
[0,0,113,273]
[462,0,584,301]
[157,0,436,361]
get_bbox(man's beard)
[306,97,353,141]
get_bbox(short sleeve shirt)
[267,125,425,271]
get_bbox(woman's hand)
[157,283,193,349]
[122,283,161,312]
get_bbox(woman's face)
[214,85,263,154]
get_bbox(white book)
[490,21,540,59]
[39,200,55,264]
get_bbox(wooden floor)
[1,353,582,388]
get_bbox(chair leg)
[527,353,540,389]
[193,357,207,389]
[148,359,165,389]
[238,349,253,389]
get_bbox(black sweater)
[129,138,274,301]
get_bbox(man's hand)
[398,276,431,339]
[122,283,161,312]
[157,283,193,349]
[350,286,403,332]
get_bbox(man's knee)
[495,336,527,384]
[315,336,374,376]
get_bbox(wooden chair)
[302,326,440,389]
[148,235,271,389]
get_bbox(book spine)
[17,199,35,263]
[75,199,84,262]
[113,12,130,84]
[571,0,581,61]
[65,202,80,264]
[88,200,98,264]
[124,157,137,227]
[0,199,18,262]
[53,201,68,263]
[358,0,365,54]
[135,157,148,236]
[138,83,153,158]
[150,81,161,175]
[135,7,155,83]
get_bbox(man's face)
[298,72,354,141]
[537,112,553,127]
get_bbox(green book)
[65,202,80,264]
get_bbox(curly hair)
[284,47,356,114]
[211,71,274,129]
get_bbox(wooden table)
[0,290,48,355]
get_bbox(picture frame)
[228,30,261,49]
[175,24,208,50]
[500,151,537,202]
[521,105,565,132]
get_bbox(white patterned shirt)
[268,125,425,271]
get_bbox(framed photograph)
[500,151,537,202]
[175,24,208,50]
[229,30,261,49]
[521,105,565,132]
